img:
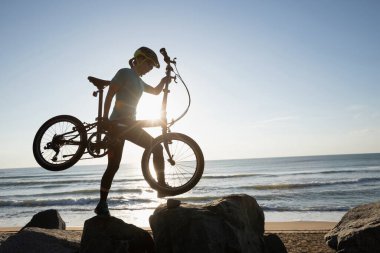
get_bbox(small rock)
[167,199,181,209]
[264,234,287,253]
[21,209,66,231]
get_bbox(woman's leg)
[122,127,165,182]
[100,136,125,201]
[151,145,165,184]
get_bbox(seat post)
[95,87,104,151]
[98,88,103,121]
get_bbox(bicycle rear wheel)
[141,132,204,196]
[33,115,87,171]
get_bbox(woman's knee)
[152,144,163,156]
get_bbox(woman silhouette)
[95,47,171,216]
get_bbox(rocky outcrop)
[0,196,290,253]
[149,194,271,253]
[80,215,155,253]
[0,227,81,253]
[325,201,380,253]
[21,209,66,231]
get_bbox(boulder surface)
[0,227,80,253]
[324,201,380,253]
[80,215,155,253]
[150,194,266,253]
[21,209,66,230]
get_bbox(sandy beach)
[265,222,336,253]
[0,221,336,253]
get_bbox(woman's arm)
[103,83,120,119]
[144,76,171,95]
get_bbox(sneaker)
[94,200,110,216]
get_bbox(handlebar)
[160,48,176,78]
[159,47,191,127]
[160,48,170,64]
[160,48,176,64]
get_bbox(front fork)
[161,123,175,166]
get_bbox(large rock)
[324,201,380,253]
[0,227,81,253]
[21,209,66,231]
[149,194,266,253]
[80,215,155,253]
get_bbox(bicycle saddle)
[88,76,111,90]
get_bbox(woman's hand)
[160,76,172,85]
[144,76,172,95]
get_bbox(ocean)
[1,153,379,228]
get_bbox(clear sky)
[0,0,379,169]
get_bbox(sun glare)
[137,95,162,120]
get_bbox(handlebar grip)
[160,48,167,56]
[160,48,171,64]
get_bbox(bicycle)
[33,48,204,196]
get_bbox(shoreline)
[0,221,337,233]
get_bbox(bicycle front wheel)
[141,132,204,196]
[33,115,87,171]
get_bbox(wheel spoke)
[35,117,85,168]
[143,134,203,194]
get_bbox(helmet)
[134,47,160,68]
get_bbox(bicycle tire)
[33,115,87,171]
[141,132,204,196]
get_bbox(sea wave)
[3,168,378,188]
[0,172,99,180]
[175,196,219,202]
[243,177,380,190]
[278,168,380,176]
[201,168,380,180]
[0,198,98,207]
[261,206,350,212]
[202,173,266,179]
[7,188,142,199]
[0,177,144,187]
[0,197,153,207]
